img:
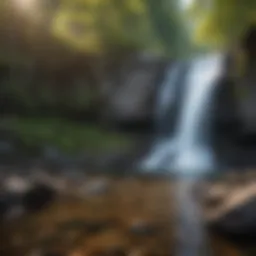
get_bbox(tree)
[188,0,256,48]
[0,0,189,57]
[51,0,156,54]
[50,0,188,56]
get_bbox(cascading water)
[174,54,224,256]
[140,63,188,171]
[173,53,224,174]
[140,53,225,255]
[155,63,184,132]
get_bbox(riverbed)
[1,171,255,256]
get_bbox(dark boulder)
[208,197,256,245]
[22,184,56,212]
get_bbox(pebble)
[84,230,128,254]
[128,248,147,256]
[129,219,157,236]
[3,175,31,193]
[82,179,110,196]
[28,249,43,256]
[68,250,85,256]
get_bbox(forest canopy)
[0,0,255,59]
[51,0,188,56]
[188,0,256,48]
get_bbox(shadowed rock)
[0,193,21,219]
[129,220,158,236]
[205,183,256,245]
[22,184,56,212]
[209,198,256,245]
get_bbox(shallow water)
[1,174,249,256]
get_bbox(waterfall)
[141,53,224,173]
[173,54,224,256]
[173,53,224,175]
[140,63,188,171]
[140,53,225,255]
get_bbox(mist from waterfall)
[140,53,224,255]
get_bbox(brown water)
[0,175,246,256]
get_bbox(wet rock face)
[103,54,167,128]
[212,74,256,169]
[237,70,256,134]
[242,26,256,64]
[214,78,241,133]
[235,26,256,136]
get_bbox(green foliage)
[3,117,132,154]
[1,0,255,57]
[0,0,190,57]
[188,0,256,47]
[51,0,163,54]
[49,0,189,56]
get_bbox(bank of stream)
[1,171,255,256]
